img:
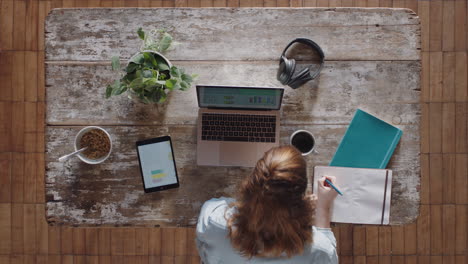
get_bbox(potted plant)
[105,28,197,104]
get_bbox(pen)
[325,178,343,196]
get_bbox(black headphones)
[277,38,325,89]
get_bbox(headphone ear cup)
[277,57,296,85]
[288,68,312,89]
[288,76,309,89]
[291,67,310,82]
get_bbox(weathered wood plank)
[0,203,11,255]
[45,8,420,61]
[45,123,419,226]
[46,61,420,126]
[430,204,443,255]
[353,225,366,256]
[0,0,14,50]
[378,226,391,255]
[416,205,430,255]
[404,222,417,255]
[0,153,12,203]
[35,203,49,255]
[339,224,353,255]
[98,228,111,255]
[13,0,26,50]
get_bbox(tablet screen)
[136,137,179,191]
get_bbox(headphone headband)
[278,38,325,88]
[281,38,325,62]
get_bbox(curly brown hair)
[227,146,315,259]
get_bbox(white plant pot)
[128,50,172,69]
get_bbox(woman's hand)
[314,176,339,228]
[316,176,339,211]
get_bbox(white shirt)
[196,197,339,264]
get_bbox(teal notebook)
[329,109,402,169]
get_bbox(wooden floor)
[0,0,467,263]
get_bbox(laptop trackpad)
[219,142,257,167]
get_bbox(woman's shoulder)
[198,197,236,230]
[202,197,235,207]
[309,226,338,259]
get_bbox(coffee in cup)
[290,130,316,156]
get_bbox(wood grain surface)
[46,61,420,125]
[45,7,421,226]
[45,8,420,61]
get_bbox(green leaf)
[143,52,151,61]
[125,63,139,73]
[143,77,157,86]
[158,72,168,80]
[115,84,127,95]
[110,80,122,96]
[159,32,173,52]
[151,69,159,79]
[158,91,167,103]
[111,56,121,71]
[165,79,176,90]
[149,55,158,67]
[135,69,143,78]
[129,78,144,90]
[145,44,159,52]
[137,28,145,40]
[105,85,113,98]
[155,56,169,71]
[157,62,169,71]
[180,81,189,91]
[142,52,158,68]
[181,73,193,83]
[142,70,153,78]
[152,88,168,103]
[143,84,154,92]
[122,73,136,84]
[170,66,181,78]
[131,53,145,64]
[150,89,162,102]
[173,81,181,90]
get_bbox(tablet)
[136,136,179,193]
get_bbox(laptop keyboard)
[201,113,276,143]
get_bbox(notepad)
[329,109,402,169]
[313,166,392,225]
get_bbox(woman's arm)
[315,176,339,228]
[315,206,332,228]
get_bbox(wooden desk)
[45,8,420,226]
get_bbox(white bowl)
[74,126,112,164]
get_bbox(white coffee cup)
[290,130,317,156]
[74,126,112,164]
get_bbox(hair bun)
[264,179,305,197]
[249,146,308,200]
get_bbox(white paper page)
[312,166,392,225]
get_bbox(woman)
[196,146,339,263]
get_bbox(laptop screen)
[196,85,284,110]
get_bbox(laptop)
[196,85,284,167]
